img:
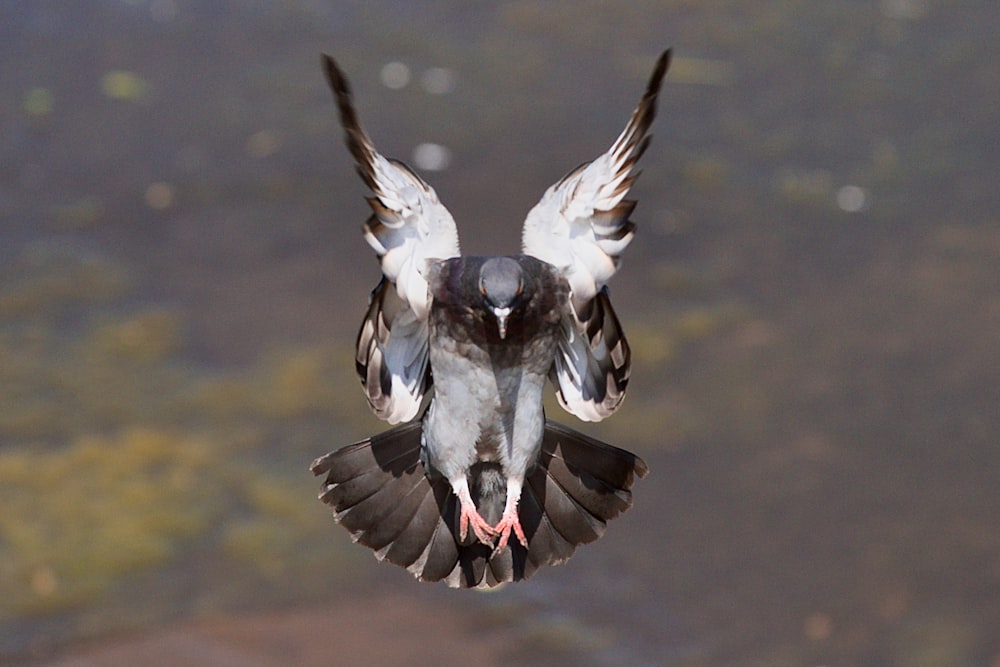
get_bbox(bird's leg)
[452,476,497,544]
[494,477,528,549]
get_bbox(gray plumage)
[312,50,669,588]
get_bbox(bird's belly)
[423,337,551,479]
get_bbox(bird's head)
[478,257,525,339]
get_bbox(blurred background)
[2,1,999,665]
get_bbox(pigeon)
[311,50,670,588]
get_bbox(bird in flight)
[312,50,670,588]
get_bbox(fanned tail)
[312,420,646,589]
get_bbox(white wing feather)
[523,50,671,421]
[324,55,460,423]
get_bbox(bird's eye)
[515,282,523,297]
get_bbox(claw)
[451,476,497,545]
[459,502,497,545]
[494,507,528,549]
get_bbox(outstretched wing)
[522,50,670,421]
[324,55,460,423]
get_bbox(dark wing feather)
[551,286,632,421]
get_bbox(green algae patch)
[0,428,225,617]
[186,344,362,424]
[86,309,184,365]
[0,243,131,319]
[257,348,347,419]
[23,87,54,118]
[628,303,745,369]
[221,475,337,577]
[100,70,150,103]
[0,243,364,634]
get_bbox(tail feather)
[475,545,523,587]
[312,423,421,481]
[540,455,633,522]
[360,474,434,552]
[311,419,646,588]
[334,470,423,539]
[311,422,428,548]
[411,514,461,580]
[383,483,451,569]
[517,476,580,567]
[544,420,649,489]
[524,467,605,548]
[319,468,383,509]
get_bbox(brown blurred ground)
[41,593,510,667]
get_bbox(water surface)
[2,2,999,665]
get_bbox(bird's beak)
[492,306,511,339]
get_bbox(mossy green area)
[0,245,365,643]
[1,427,220,616]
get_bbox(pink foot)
[494,507,528,549]
[459,503,497,545]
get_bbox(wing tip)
[648,48,673,98]
[321,53,347,95]
[321,53,378,175]
[629,47,672,138]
